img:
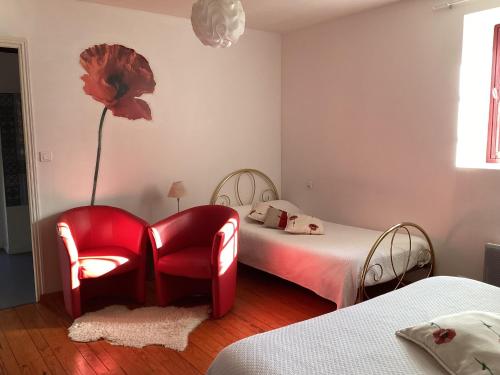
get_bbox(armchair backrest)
[149,205,239,256]
[56,206,148,253]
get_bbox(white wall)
[283,0,500,281]
[0,0,282,293]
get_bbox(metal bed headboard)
[210,168,279,206]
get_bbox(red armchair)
[148,205,239,319]
[56,206,148,319]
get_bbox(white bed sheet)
[236,209,430,308]
[208,276,500,375]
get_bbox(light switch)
[39,151,53,162]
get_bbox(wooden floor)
[0,265,336,375]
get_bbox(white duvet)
[234,205,430,308]
[208,276,500,375]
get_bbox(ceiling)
[78,0,402,33]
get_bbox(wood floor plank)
[232,297,286,330]
[239,271,335,315]
[0,265,336,375]
[189,320,239,358]
[143,346,201,375]
[98,344,157,375]
[14,305,67,375]
[73,342,111,374]
[132,346,176,375]
[212,311,264,340]
[238,285,317,322]
[0,309,51,375]
[0,328,22,375]
[86,342,126,375]
[33,303,97,375]
[177,341,214,374]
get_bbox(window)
[456,8,500,170]
[487,24,500,163]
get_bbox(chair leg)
[57,246,82,319]
[67,285,82,319]
[211,262,237,319]
[155,273,169,306]
[155,274,187,306]
[156,274,212,307]
[134,267,146,304]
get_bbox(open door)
[0,38,41,307]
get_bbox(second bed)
[211,169,435,308]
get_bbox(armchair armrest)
[56,222,82,296]
[211,217,239,276]
[148,211,195,260]
[111,212,148,256]
[56,222,79,264]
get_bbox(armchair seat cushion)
[158,246,212,279]
[78,246,140,279]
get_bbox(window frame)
[486,24,500,163]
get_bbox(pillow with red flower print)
[247,200,302,223]
[396,311,500,375]
[284,214,324,235]
[263,207,288,229]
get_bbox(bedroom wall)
[0,0,282,293]
[282,0,500,281]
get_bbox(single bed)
[207,276,500,375]
[210,169,435,308]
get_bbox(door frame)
[0,37,43,301]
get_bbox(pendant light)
[191,0,246,48]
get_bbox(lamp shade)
[168,181,186,199]
[191,0,246,48]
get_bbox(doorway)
[0,47,35,309]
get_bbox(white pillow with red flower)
[247,200,302,223]
[284,214,324,235]
[396,311,500,375]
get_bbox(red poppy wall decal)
[80,44,156,205]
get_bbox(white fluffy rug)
[68,305,209,351]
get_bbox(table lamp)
[168,181,186,212]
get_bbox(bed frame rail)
[356,222,435,303]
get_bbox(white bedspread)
[238,213,430,308]
[208,277,500,375]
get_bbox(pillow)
[396,311,500,375]
[263,207,288,229]
[248,200,302,223]
[284,214,324,235]
[267,200,302,214]
[231,204,252,219]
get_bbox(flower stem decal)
[474,358,494,375]
[80,44,156,205]
[91,107,108,205]
[481,320,500,342]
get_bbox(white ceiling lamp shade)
[191,0,246,48]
